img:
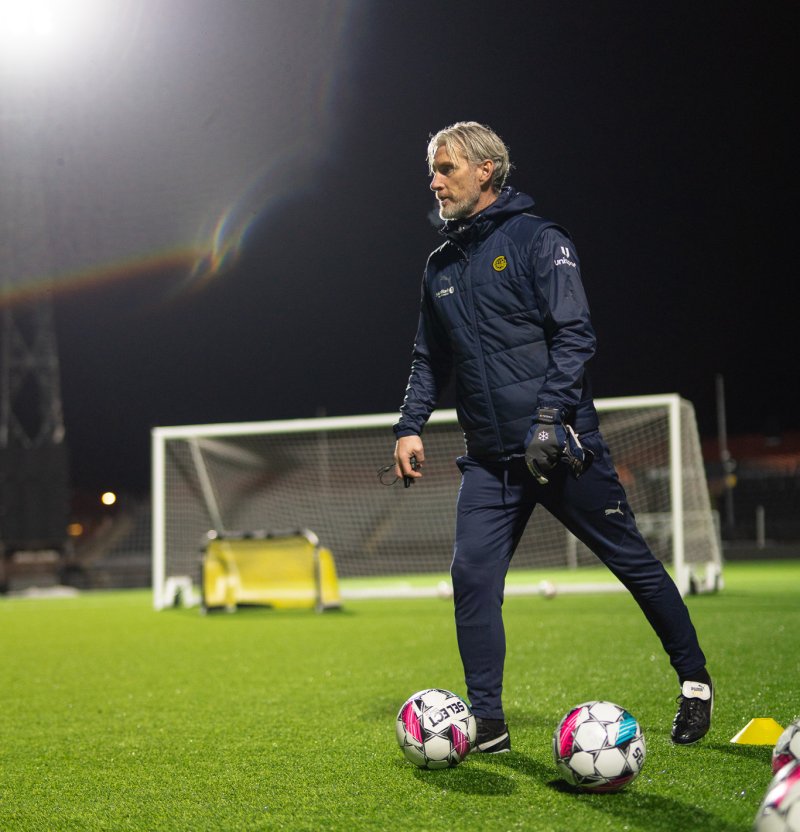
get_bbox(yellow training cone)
[730,718,785,745]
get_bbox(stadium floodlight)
[0,2,57,69]
[0,0,108,76]
[2,5,55,38]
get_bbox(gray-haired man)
[393,121,713,752]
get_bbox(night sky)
[1,1,795,495]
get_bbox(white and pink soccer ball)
[774,720,800,775]
[553,700,646,791]
[755,759,800,831]
[396,688,476,769]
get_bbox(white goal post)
[151,394,722,609]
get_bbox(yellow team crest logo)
[492,255,507,272]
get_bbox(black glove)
[525,408,567,484]
[562,424,594,480]
[525,408,595,485]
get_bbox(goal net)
[151,394,722,609]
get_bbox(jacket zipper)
[459,242,505,455]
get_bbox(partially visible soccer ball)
[396,688,476,769]
[754,759,800,831]
[436,580,454,600]
[538,580,557,599]
[773,720,800,775]
[553,700,646,792]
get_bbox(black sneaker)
[671,680,713,744]
[475,718,511,753]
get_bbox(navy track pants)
[451,430,707,720]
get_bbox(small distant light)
[101,491,117,506]
[67,522,84,537]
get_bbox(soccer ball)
[553,700,646,791]
[396,688,476,769]
[774,720,800,775]
[754,759,800,831]
[538,580,557,599]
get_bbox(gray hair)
[427,121,511,192]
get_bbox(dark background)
[3,2,794,496]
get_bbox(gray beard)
[438,188,481,221]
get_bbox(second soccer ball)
[754,759,800,831]
[553,700,646,791]
[773,719,800,775]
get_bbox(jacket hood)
[443,187,535,243]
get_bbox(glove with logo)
[525,408,595,485]
[525,408,567,485]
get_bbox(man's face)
[430,144,484,221]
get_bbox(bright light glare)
[0,1,106,74]
[0,2,59,71]
[101,491,117,506]
[1,3,55,41]
[1,0,135,84]
[3,8,55,38]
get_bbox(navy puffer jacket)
[394,187,599,459]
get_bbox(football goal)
[151,394,722,609]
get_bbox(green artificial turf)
[1,560,798,831]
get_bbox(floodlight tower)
[0,3,70,563]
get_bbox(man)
[392,121,713,753]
